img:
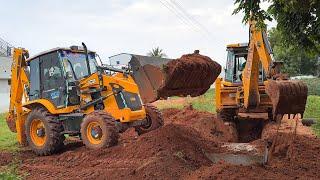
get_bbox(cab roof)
[227,43,248,49]
[26,46,95,62]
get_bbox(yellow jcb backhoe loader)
[6,44,166,156]
[215,21,308,141]
[6,44,222,156]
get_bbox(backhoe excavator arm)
[6,48,30,145]
[242,21,308,119]
[242,21,273,108]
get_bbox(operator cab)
[26,46,99,108]
[225,43,266,84]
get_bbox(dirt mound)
[19,124,218,179]
[158,53,221,98]
[162,106,237,142]
[3,108,319,179]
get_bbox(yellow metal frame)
[8,47,146,146]
[216,21,273,114]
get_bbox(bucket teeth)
[266,80,308,119]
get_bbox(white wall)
[0,56,12,113]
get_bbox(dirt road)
[1,107,319,179]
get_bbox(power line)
[159,0,200,33]
[170,0,211,36]
[159,0,229,57]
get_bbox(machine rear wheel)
[26,107,65,156]
[81,111,119,149]
[135,104,164,135]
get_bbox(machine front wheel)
[135,104,164,135]
[81,111,119,149]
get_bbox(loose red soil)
[157,52,221,99]
[1,107,319,179]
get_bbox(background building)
[0,37,13,112]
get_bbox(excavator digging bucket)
[265,80,308,119]
[129,53,221,103]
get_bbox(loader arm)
[6,48,30,145]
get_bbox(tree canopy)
[233,0,320,53]
[268,27,318,75]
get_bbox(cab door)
[39,52,66,108]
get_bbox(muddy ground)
[1,107,319,180]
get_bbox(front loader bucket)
[129,52,221,103]
[265,80,308,119]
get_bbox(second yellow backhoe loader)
[215,21,308,141]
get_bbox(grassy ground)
[0,114,18,152]
[155,89,216,113]
[304,96,320,136]
[0,114,21,179]
[0,160,22,180]
[301,78,320,96]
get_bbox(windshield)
[60,50,98,80]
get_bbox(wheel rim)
[141,115,152,130]
[30,119,46,147]
[86,121,103,145]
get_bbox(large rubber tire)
[135,104,164,135]
[25,107,65,156]
[81,111,119,149]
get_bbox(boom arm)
[242,21,273,109]
[6,48,29,145]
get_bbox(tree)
[268,27,318,76]
[147,47,167,58]
[233,0,320,53]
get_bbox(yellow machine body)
[216,21,308,121]
[6,47,146,145]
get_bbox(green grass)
[191,89,216,113]
[304,96,320,136]
[0,160,23,180]
[301,78,320,96]
[0,114,18,152]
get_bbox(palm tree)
[147,47,167,58]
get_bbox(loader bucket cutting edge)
[130,53,221,103]
[265,80,308,119]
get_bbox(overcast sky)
[0,0,273,66]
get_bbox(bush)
[301,78,320,96]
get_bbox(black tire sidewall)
[136,104,163,135]
[25,108,64,155]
